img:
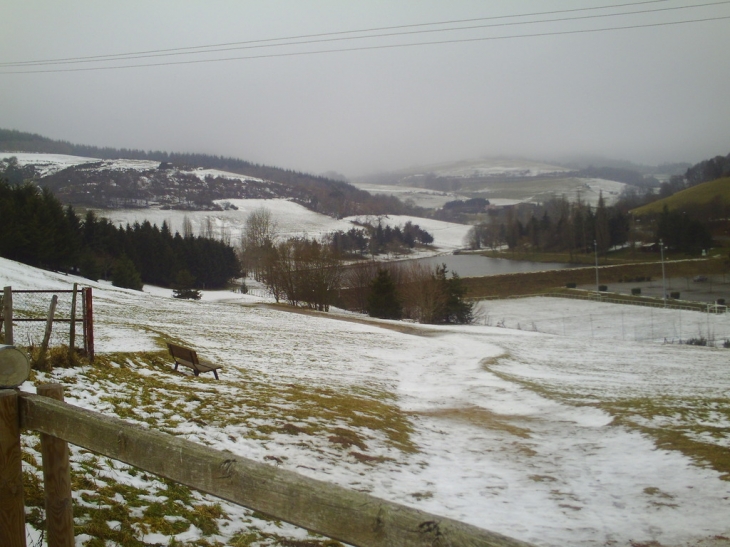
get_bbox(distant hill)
[632,176,730,215]
[0,128,417,217]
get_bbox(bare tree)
[201,216,215,240]
[262,236,343,311]
[241,207,278,280]
[182,215,194,239]
[398,262,446,323]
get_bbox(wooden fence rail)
[0,386,535,547]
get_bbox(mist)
[1,0,729,177]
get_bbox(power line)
[3,1,728,68]
[2,14,728,75]
[1,0,674,67]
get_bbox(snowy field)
[475,297,730,344]
[348,182,459,209]
[2,256,730,547]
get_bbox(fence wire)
[3,290,82,349]
[476,300,730,346]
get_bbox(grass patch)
[633,176,730,216]
[82,352,416,454]
[414,406,532,439]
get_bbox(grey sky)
[1,0,729,177]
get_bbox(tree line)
[466,184,715,257]
[465,194,627,258]
[0,179,240,290]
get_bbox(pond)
[402,253,570,278]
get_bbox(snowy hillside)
[99,200,472,253]
[0,152,392,217]
[0,152,96,176]
[2,256,729,547]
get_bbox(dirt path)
[258,303,440,336]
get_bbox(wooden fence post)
[0,389,26,547]
[84,288,94,363]
[37,384,74,547]
[2,286,12,346]
[38,295,58,365]
[69,284,78,358]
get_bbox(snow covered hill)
[0,152,298,210]
[98,199,472,253]
[2,256,729,547]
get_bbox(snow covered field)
[2,256,729,547]
[348,182,459,209]
[476,297,730,344]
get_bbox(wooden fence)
[0,385,535,547]
[1,286,94,362]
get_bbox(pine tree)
[112,255,143,291]
[367,269,402,319]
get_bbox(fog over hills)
[2,2,728,176]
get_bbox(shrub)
[717,298,726,306]
[670,291,680,299]
[631,288,641,295]
[172,269,201,300]
[565,282,577,289]
[598,285,607,292]
[723,339,730,349]
[685,337,707,346]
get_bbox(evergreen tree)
[112,255,143,290]
[367,269,402,319]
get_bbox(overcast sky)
[1,1,729,177]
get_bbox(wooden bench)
[167,342,222,380]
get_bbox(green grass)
[633,176,730,215]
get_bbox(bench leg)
[194,370,199,377]
[213,370,219,380]
[174,363,179,372]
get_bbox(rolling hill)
[632,176,730,215]
[0,129,416,217]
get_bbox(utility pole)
[594,240,599,294]
[660,239,666,308]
